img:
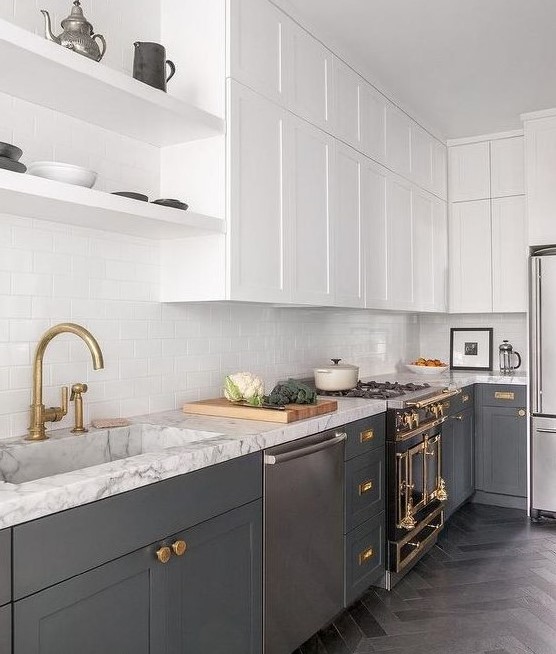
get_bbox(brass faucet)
[27,323,104,441]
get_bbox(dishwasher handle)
[264,432,347,465]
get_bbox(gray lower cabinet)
[442,406,474,519]
[0,606,10,654]
[0,529,10,607]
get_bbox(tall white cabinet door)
[432,199,448,312]
[362,161,388,308]
[490,137,525,198]
[287,116,334,305]
[449,200,492,312]
[492,196,527,313]
[385,106,411,178]
[386,176,413,309]
[432,141,448,200]
[360,82,386,164]
[334,58,360,149]
[448,142,490,202]
[286,23,334,133]
[333,143,363,307]
[411,125,433,192]
[228,82,289,303]
[228,0,286,104]
[412,190,435,311]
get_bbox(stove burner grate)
[318,380,430,400]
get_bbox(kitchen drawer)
[13,453,262,600]
[345,447,385,532]
[344,414,386,461]
[449,385,475,415]
[0,529,10,607]
[478,384,526,408]
[0,605,10,654]
[344,511,385,606]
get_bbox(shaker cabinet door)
[490,136,525,198]
[448,142,490,202]
[362,160,388,308]
[385,105,411,178]
[386,176,413,310]
[454,408,474,505]
[412,189,435,312]
[432,198,448,312]
[334,58,360,149]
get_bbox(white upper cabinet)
[448,141,490,202]
[490,137,525,198]
[287,116,334,306]
[492,196,527,313]
[333,58,360,149]
[411,124,433,192]
[286,23,334,133]
[449,200,492,313]
[385,105,411,179]
[386,176,413,309]
[333,143,364,307]
[432,140,448,200]
[228,0,285,104]
[412,189,435,311]
[362,160,388,309]
[432,198,448,312]
[228,81,289,303]
[360,82,386,164]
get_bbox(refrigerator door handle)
[531,257,543,414]
[536,428,556,434]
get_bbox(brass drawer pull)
[462,394,470,402]
[495,391,515,400]
[172,540,187,556]
[358,480,374,495]
[156,546,172,564]
[360,429,374,443]
[358,546,374,565]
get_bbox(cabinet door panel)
[449,200,492,312]
[168,501,262,654]
[492,196,527,313]
[490,137,525,198]
[362,161,388,308]
[432,198,448,312]
[432,140,447,200]
[288,117,333,305]
[228,82,288,302]
[14,547,163,654]
[360,82,386,163]
[334,143,363,307]
[386,176,413,309]
[0,529,10,607]
[449,142,490,202]
[442,417,456,519]
[0,606,10,654]
[228,0,285,103]
[345,447,385,531]
[411,125,433,190]
[334,58,360,148]
[454,408,474,505]
[412,190,435,311]
[385,106,411,178]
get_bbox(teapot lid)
[61,1,92,28]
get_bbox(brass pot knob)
[172,540,187,556]
[156,546,172,564]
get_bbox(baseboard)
[471,490,527,510]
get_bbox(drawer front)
[14,452,262,600]
[0,605,10,654]
[344,511,385,607]
[345,447,385,532]
[344,414,386,460]
[0,529,10,607]
[478,384,526,408]
[449,385,475,414]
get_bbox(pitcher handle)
[514,351,522,370]
[93,33,107,61]
[166,59,176,83]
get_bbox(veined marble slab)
[367,370,528,388]
[0,398,386,529]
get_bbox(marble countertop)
[369,370,528,387]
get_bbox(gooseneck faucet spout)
[27,323,104,441]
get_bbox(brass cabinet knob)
[156,546,172,564]
[518,409,526,417]
[172,540,187,556]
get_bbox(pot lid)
[61,1,92,28]
[315,358,359,371]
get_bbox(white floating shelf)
[0,19,224,147]
[0,170,226,239]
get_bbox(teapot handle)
[92,33,107,61]
[166,59,176,83]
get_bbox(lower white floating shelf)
[0,169,225,239]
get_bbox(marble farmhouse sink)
[0,424,217,485]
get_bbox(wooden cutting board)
[182,398,338,423]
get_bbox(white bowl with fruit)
[406,358,449,375]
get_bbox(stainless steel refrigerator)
[530,247,556,519]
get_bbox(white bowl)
[28,161,97,188]
[406,364,449,376]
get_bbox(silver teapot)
[41,1,106,62]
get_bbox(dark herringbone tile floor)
[294,503,556,654]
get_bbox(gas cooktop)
[317,380,431,400]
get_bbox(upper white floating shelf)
[0,19,224,147]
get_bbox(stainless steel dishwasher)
[264,428,346,654]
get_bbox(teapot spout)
[41,10,60,44]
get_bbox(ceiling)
[277,0,556,140]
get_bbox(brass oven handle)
[358,546,374,565]
[406,389,461,408]
[359,480,373,495]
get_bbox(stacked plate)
[0,141,26,173]
[28,162,97,188]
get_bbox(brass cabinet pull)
[358,480,373,495]
[518,409,526,417]
[495,391,515,400]
[453,415,463,421]
[172,540,187,556]
[462,394,470,402]
[358,546,374,565]
[360,429,374,443]
[156,546,172,564]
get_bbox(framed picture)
[449,328,493,371]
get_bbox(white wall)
[419,313,527,371]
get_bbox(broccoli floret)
[264,379,317,406]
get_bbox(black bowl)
[0,142,23,162]
[152,198,189,211]
[0,156,26,173]
[112,191,149,202]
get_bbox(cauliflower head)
[224,372,265,406]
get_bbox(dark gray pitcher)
[133,42,176,92]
